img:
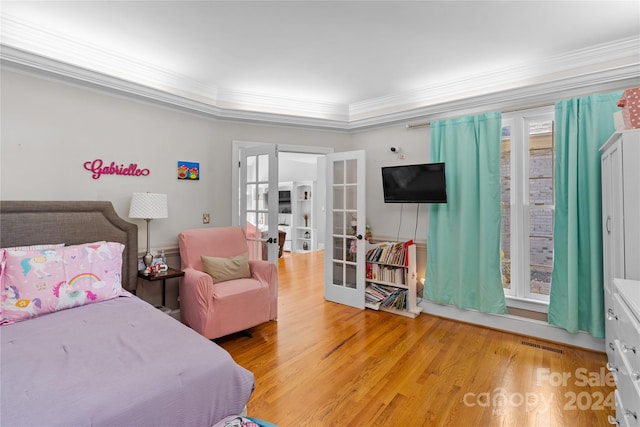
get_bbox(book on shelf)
[364,240,420,317]
[365,283,391,302]
[367,264,406,285]
[402,240,413,266]
[365,283,408,310]
[380,288,407,310]
[365,240,414,265]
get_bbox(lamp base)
[142,252,154,275]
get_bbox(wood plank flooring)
[216,251,614,427]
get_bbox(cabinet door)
[602,138,625,289]
[621,131,640,280]
[603,138,625,363]
[610,142,626,281]
[602,144,614,295]
[324,150,366,309]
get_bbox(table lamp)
[129,192,168,274]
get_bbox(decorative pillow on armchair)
[0,241,125,324]
[201,252,251,283]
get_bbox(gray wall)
[1,69,432,254]
[350,123,431,243]
[0,69,354,254]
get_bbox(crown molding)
[0,14,219,104]
[349,36,640,121]
[0,14,348,122]
[0,45,353,131]
[1,12,638,131]
[215,88,349,122]
[349,64,640,130]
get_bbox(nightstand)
[137,268,185,308]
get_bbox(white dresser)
[601,129,640,425]
[609,279,640,426]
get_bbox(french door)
[239,144,279,263]
[324,150,366,309]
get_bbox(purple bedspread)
[0,296,254,427]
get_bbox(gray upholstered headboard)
[0,201,139,292]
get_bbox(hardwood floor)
[216,251,614,427]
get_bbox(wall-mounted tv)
[381,163,447,203]
[278,190,291,203]
[278,190,291,213]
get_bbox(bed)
[0,201,255,427]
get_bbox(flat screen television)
[278,190,291,213]
[278,190,291,203]
[381,163,447,203]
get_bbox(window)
[501,107,555,305]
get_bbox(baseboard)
[420,300,605,352]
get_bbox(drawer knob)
[607,308,618,321]
[623,344,637,354]
[606,362,619,372]
[608,415,620,425]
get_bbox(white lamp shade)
[129,193,168,219]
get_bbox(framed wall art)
[177,161,199,180]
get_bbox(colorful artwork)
[178,161,199,180]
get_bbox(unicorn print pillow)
[0,241,126,324]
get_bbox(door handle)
[266,237,274,244]
[356,234,363,240]
[623,343,637,354]
[606,216,611,234]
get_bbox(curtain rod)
[405,102,555,130]
[405,122,429,129]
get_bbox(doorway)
[231,141,333,262]
[278,152,325,254]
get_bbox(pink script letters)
[84,159,150,180]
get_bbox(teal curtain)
[548,91,622,338]
[425,112,507,314]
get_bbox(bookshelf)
[278,183,293,252]
[293,181,315,253]
[365,241,422,318]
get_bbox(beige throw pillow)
[201,252,251,283]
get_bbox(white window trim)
[502,106,555,308]
[505,295,549,313]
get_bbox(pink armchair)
[178,226,278,339]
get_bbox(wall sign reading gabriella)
[84,159,150,180]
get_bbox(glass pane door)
[240,144,279,263]
[324,150,365,309]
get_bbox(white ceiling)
[1,1,639,128]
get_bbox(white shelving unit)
[365,241,422,318]
[278,183,293,252]
[293,181,316,253]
